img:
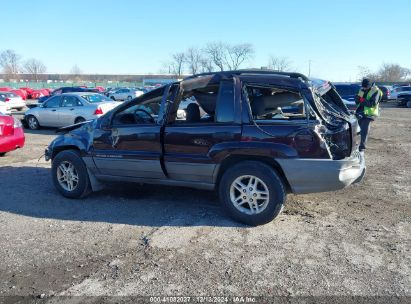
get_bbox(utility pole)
[308,60,312,77]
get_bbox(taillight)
[13,117,22,128]
[94,107,103,115]
[5,98,10,102]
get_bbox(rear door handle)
[51,109,56,112]
[69,108,74,111]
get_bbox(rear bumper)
[0,127,25,153]
[277,151,366,194]
[7,101,26,109]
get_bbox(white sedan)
[0,91,25,111]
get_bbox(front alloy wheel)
[56,161,79,191]
[52,150,91,198]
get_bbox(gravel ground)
[0,103,410,302]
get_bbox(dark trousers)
[359,117,373,151]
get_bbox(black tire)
[26,115,40,130]
[52,150,91,199]
[219,161,286,226]
[0,152,6,157]
[75,117,86,124]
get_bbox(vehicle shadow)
[0,166,244,228]
[23,127,57,135]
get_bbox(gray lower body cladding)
[276,151,366,194]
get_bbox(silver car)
[25,93,121,130]
[108,88,144,101]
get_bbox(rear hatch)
[309,79,360,159]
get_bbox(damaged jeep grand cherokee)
[45,70,365,226]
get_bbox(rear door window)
[61,96,82,107]
[44,96,61,108]
[244,84,306,121]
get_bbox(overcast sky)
[3,0,411,81]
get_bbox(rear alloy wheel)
[230,175,270,215]
[52,150,91,198]
[219,161,286,226]
[27,115,40,130]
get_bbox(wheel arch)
[74,116,86,123]
[215,155,292,193]
[51,145,81,160]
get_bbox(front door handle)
[51,109,56,112]
[69,108,74,111]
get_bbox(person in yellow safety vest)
[355,78,383,153]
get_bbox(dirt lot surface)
[0,104,410,302]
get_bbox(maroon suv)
[45,70,365,226]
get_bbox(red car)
[0,87,12,92]
[0,114,25,156]
[30,90,45,99]
[20,87,34,99]
[11,89,27,100]
[40,89,50,96]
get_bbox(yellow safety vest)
[357,86,382,117]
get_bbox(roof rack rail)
[184,69,309,81]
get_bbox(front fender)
[47,121,96,159]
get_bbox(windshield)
[81,94,111,103]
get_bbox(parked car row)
[333,82,411,107]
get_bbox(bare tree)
[204,42,227,71]
[199,57,214,73]
[358,64,410,82]
[268,56,292,72]
[70,64,82,75]
[225,43,254,70]
[168,52,185,76]
[70,64,83,81]
[23,58,46,82]
[185,47,202,75]
[378,63,410,82]
[0,49,21,80]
